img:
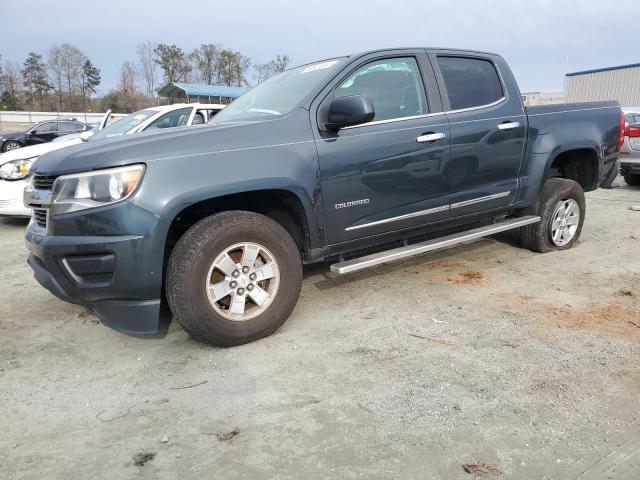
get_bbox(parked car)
[24,48,621,346]
[0,104,223,216]
[620,108,640,186]
[0,119,91,152]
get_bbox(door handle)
[497,121,520,130]
[416,132,446,143]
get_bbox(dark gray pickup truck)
[24,48,622,346]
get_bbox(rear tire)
[624,174,640,186]
[166,211,302,346]
[520,178,586,253]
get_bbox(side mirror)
[325,94,375,131]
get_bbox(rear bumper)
[25,201,169,334]
[621,158,640,176]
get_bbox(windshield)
[211,58,346,123]
[91,109,158,141]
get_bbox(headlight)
[51,164,145,216]
[0,158,36,180]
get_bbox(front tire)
[520,178,586,253]
[166,211,302,346]
[2,140,22,152]
[624,174,640,186]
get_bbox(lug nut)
[237,288,245,295]
[247,284,254,291]
[249,273,257,281]
[232,270,240,277]
[242,266,250,274]
[229,281,237,289]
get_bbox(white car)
[0,103,224,216]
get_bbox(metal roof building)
[564,63,640,106]
[158,83,246,104]
[521,91,565,106]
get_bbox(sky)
[1,0,638,95]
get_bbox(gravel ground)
[1,180,639,480]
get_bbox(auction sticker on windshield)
[302,60,337,74]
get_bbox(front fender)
[129,136,322,248]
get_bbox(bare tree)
[60,44,86,110]
[117,61,143,112]
[47,43,87,111]
[47,45,64,111]
[0,61,23,110]
[253,54,291,84]
[253,62,272,84]
[272,54,291,73]
[137,40,159,98]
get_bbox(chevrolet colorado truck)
[24,48,622,346]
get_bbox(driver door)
[316,53,451,244]
[28,122,58,145]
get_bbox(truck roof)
[348,47,502,58]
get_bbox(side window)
[334,57,428,122]
[192,111,205,125]
[144,108,193,130]
[437,56,504,110]
[58,121,80,132]
[33,122,57,133]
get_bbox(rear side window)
[58,121,81,132]
[437,56,504,110]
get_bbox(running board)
[330,215,541,275]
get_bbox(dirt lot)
[1,181,639,479]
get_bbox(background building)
[157,83,246,104]
[521,91,565,106]
[564,63,640,107]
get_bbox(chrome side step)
[330,215,541,275]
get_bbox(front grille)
[33,208,47,228]
[32,174,58,190]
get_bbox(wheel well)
[546,149,598,191]
[164,190,309,267]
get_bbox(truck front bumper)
[24,201,169,335]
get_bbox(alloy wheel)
[206,242,280,321]
[550,198,580,246]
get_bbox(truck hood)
[0,137,85,165]
[31,113,310,177]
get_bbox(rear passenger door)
[432,53,526,216]
[57,121,84,137]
